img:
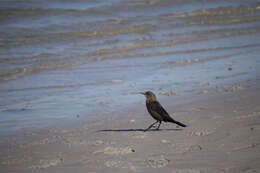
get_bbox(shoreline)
[1,77,259,172]
[1,75,258,139]
[1,74,258,140]
[1,0,260,134]
[1,1,260,172]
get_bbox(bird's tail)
[169,119,186,127]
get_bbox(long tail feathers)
[170,119,186,127]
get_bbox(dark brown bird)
[140,91,186,131]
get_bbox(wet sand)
[1,0,260,171]
[1,0,260,133]
[0,78,259,173]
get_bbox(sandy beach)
[1,78,260,173]
[1,0,260,172]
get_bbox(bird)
[140,91,186,131]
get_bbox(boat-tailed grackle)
[140,91,186,131]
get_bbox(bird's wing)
[150,101,174,122]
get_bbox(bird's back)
[143,91,187,128]
[146,100,175,122]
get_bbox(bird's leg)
[156,121,161,130]
[144,121,158,132]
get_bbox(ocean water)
[0,0,260,135]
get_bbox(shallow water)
[0,0,260,135]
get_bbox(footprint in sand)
[146,155,170,168]
[105,160,138,172]
[30,158,63,169]
[235,111,260,120]
[94,146,135,155]
[187,129,212,136]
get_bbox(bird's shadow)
[98,128,183,132]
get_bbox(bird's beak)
[139,92,145,95]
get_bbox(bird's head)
[139,91,156,101]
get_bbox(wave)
[1,43,259,82]
[1,2,260,82]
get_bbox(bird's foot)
[143,129,147,132]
